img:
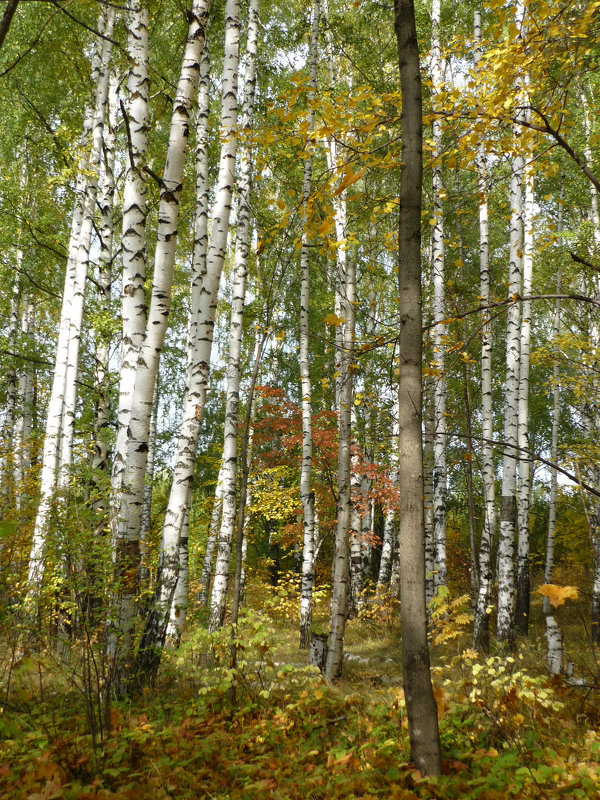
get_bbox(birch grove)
[4,0,600,766]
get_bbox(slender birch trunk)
[423,388,435,605]
[140,380,158,583]
[349,427,363,615]
[112,0,150,504]
[472,7,495,652]
[377,510,396,592]
[394,0,442,774]
[430,0,447,594]
[14,292,35,498]
[111,0,211,680]
[1,270,20,495]
[515,158,534,635]
[90,72,118,533]
[299,0,320,649]
[26,12,115,602]
[57,19,117,494]
[209,0,258,631]
[497,0,526,643]
[199,464,224,606]
[544,192,562,615]
[544,193,563,668]
[325,258,355,680]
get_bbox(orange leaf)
[537,584,579,608]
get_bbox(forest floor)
[1,586,599,799]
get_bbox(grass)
[0,585,599,799]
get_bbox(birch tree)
[26,9,116,602]
[299,0,320,649]
[430,0,447,595]
[515,158,534,634]
[472,8,495,652]
[111,0,150,504]
[497,0,526,643]
[110,0,211,681]
[209,0,258,632]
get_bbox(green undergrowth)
[1,606,599,799]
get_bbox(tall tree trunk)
[110,0,211,685]
[544,191,563,666]
[112,0,150,503]
[497,0,526,644]
[199,464,224,606]
[515,158,534,635]
[544,192,562,612]
[26,11,115,604]
[393,0,442,775]
[299,0,320,650]
[472,6,495,653]
[89,70,118,545]
[325,258,355,680]
[208,0,257,631]
[430,0,447,595]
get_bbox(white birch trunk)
[111,0,211,675]
[325,258,355,681]
[515,157,534,634]
[430,0,447,594]
[299,0,320,650]
[349,425,363,615]
[473,7,495,651]
[543,191,562,616]
[57,22,116,493]
[139,380,158,582]
[497,0,526,642]
[112,0,150,499]
[1,270,20,493]
[14,292,35,497]
[199,464,224,606]
[26,13,115,600]
[208,0,257,631]
[90,72,118,530]
[377,509,396,592]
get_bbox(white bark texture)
[208,0,257,631]
[27,12,115,600]
[112,0,150,499]
[472,7,495,651]
[430,0,447,594]
[111,0,211,675]
[515,158,534,634]
[497,0,526,642]
[543,192,562,615]
[199,464,224,606]
[299,0,320,649]
[90,71,118,526]
[325,259,355,681]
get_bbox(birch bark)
[299,0,320,649]
[325,258,355,680]
[472,7,495,653]
[497,0,526,643]
[112,0,150,502]
[209,0,258,631]
[111,0,211,679]
[430,0,447,594]
[515,158,534,635]
[26,11,115,600]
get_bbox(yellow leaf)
[324,313,345,326]
[333,166,367,196]
[537,584,579,608]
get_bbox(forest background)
[1,0,600,796]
